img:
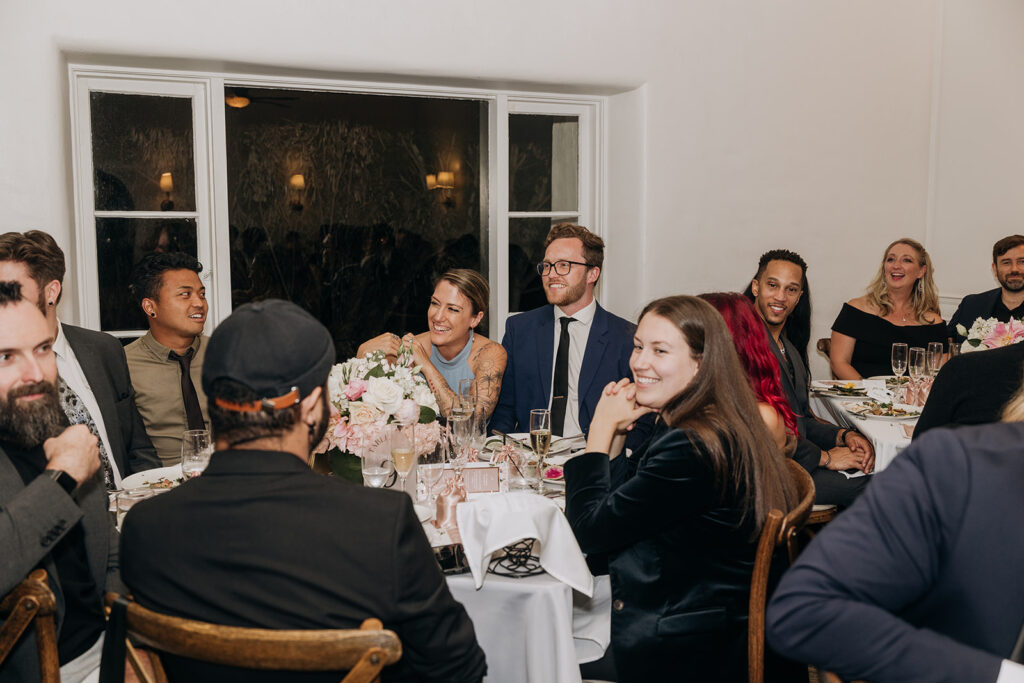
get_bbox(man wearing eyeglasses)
[490,223,650,452]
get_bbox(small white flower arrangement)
[956,316,1024,353]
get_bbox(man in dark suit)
[948,234,1024,344]
[490,223,650,450]
[121,299,486,683]
[767,421,1024,682]
[748,249,873,507]
[913,341,1024,439]
[0,281,118,683]
[0,231,158,485]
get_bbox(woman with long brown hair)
[564,295,798,682]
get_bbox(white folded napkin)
[862,378,893,403]
[456,492,594,596]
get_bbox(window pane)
[90,92,196,212]
[224,88,485,357]
[96,217,198,331]
[509,216,577,313]
[509,115,578,212]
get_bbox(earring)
[149,312,156,318]
[47,301,54,307]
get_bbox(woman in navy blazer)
[565,295,799,682]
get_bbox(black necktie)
[168,347,206,431]
[550,317,576,436]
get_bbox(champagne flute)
[181,429,212,479]
[419,437,447,506]
[947,337,960,359]
[908,346,926,405]
[890,343,908,387]
[530,408,551,468]
[458,378,477,418]
[927,341,944,378]
[391,423,416,494]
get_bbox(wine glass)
[890,343,908,387]
[947,337,961,359]
[908,346,926,405]
[458,378,477,418]
[530,409,551,468]
[391,423,416,494]
[419,437,447,506]
[181,429,212,479]
[449,411,473,475]
[361,450,395,488]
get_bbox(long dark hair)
[640,296,798,530]
[698,292,798,437]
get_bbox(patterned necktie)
[57,377,115,490]
[551,316,576,437]
[168,347,206,431]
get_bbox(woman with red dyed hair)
[699,292,798,455]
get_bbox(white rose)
[362,377,405,415]
[326,365,346,402]
[412,384,439,413]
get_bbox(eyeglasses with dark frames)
[536,260,591,276]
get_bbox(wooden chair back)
[104,594,402,683]
[0,569,59,682]
[816,338,832,359]
[747,459,816,683]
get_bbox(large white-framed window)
[68,65,601,349]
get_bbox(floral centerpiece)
[956,317,1024,353]
[313,348,441,482]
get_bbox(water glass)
[181,429,212,479]
[361,449,395,488]
[116,488,155,530]
[458,379,477,414]
[419,438,447,505]
[947,337,960,358]
[508,448,541,491]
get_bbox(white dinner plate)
[121,464,184,490]
[844,401,921,421]
[484,433,581,456]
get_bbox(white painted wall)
[2,0,1021,379]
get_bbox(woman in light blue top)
[357,269,507,419]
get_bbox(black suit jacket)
[62,324,159,476]
[914,342,1024,439]
[0,450,119,683]
[947,287,1002,344]
[768,423,1024,682]
[565,424,761,682]
[121,449,486,683]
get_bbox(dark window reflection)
[509,115,579,213]
[90,93,196,212]
[96,218,197,331]
[224,88,485,358]
[509,217,564,313]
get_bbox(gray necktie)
[58,377,115,490]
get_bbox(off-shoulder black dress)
[831,304,946,378]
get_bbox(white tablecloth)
[446,572,611,683]
[811,394,914,472]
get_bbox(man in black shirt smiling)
[0,280,117,683]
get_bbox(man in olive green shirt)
[125,253,210,465]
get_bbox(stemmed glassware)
[181,429,212,479]
[419,437,447,506]
[530,408,551,470]
[927,341,944,378]
[390,423,416,494]
[361,449,394,488]
[890,343,908,390]
[908,346,926,405]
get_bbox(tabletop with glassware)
[810,340,954,473]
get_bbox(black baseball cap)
[202,299,335,411]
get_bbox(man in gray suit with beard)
[0,281,119,683]
[0,231,158,487]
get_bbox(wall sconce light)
[426,170,455,208]
[159,172,174,211]
[289,173,306,211]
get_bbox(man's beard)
[308,390,330,450]
[999,272,1024,293]
[0,380,67,449]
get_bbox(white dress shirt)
[999,660,1024,682]
[551,298,597,438]
[53,321,122,486]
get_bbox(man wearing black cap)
[120,300,486,682]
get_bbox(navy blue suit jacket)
[767,422,1024,682]
[489,302,650,450]
[948,287,1002,343]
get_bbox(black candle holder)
[487,539,543,578]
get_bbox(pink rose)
[344,379,368,401]
[395,398,420,425]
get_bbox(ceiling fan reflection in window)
[224,87,299,109]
